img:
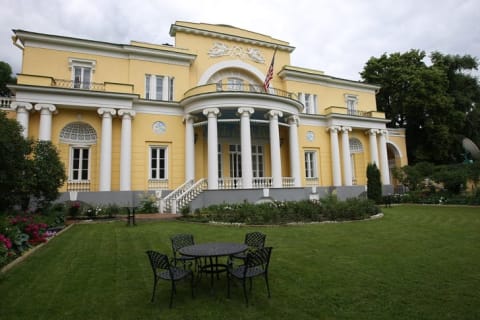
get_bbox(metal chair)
[145,250,194,308]
[170,233,196,269]
[229,231,266,266]
[227,246,273,306]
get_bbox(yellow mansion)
[3,21,407,212]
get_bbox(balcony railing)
[183,83,298,101]
[0,97,13,109]
[52,79,105,91]
[148,179,169,190]
[67,180,91,192]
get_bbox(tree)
[30,141,67,209]
[0,111,32,212]
[0,61,15,97]
[361,50,480,165]
[366,163,382,203]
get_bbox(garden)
[1,205,479,320]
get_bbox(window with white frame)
[150,146,168,179]
[70,147,90,181]
[299,92,318,114]
[345,94,358,115]
[227,77,243,91]
[145,74,174,101]
[251,145,264,177]
[349,138,363,184]
[69,58,95,89]
[304,151,318,178]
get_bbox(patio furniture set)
[145,232,272,307]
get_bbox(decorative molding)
[237,107,255,116]
[97,108,116,117]
[34,103,57,113]
[208,42,265,63]
[203,107,220,117]
[10,101,33,111]
[117,109,136,118]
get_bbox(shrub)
[367,163,382,203]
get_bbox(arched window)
[60,122,97,144]
[60,122,97,190]
[349,138,363,185]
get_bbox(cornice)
[279,66,381,93]
[13,30,196,65]
[169,24,295,53]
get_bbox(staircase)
[159,178,208,214]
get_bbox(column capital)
[98,108,116,117]
[266,110,283,119]
[287,115,299,126]
[341,126,352,133]
[378,129,388,137]
[366,128,379,136]
[118,109,136,118]
[10,101,33,111]
[183,114,197,123]
[203,107,220,117]
[327,126,341,133]
[34,103,57,113]
[237,107,254,116]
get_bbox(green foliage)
[30,141,67,209]
[366,163,382,203]
[0,61,15,97]
[136,193,158,213]
[185,197,379,225]
[361,50,480,165]
[0,111,33,211]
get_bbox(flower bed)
[0,212,64,269]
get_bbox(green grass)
[1,205,480,320]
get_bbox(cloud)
[1,0,479,80]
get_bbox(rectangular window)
[304,151,318,178]
[71,147,90,180]
[144,75,174,101]
[299,92,318,114]
[150,146,168,179]
[304,93,311,113]
[155,76,164,100]
[346,94,358,115]
[73,66,92,89]
[145,74,151,99]
[252,145,264,177]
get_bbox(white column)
[203,108,220,190]
[238,107,254,189]
[10,102,33,138]
[341,126,352,186]
[299,93,306,113]
[378,129,391,185]
[184,114,195,182]
[98,108,116,191]
[34,104,56,141]
[367,129,379,165]
[288,115,301,187]
[268,110,283,188]
[328,126,342,186]
[118,110,135,191]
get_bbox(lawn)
[1,205,479,320]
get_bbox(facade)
[4,21,407,212]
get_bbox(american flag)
[263,48,277,92]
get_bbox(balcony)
[183,83,298,101]
[0,97,13,109]
[53,79,105,91]
[324,106,385,119]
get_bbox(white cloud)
[1,0,479,80]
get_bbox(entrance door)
[229,144,242,188]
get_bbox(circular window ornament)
[306,131,315,142]
[152,121,166,134]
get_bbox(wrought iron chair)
[229,231,266,266]
[170,233,196,270]
[145,250,194,308]
[227,246,273,306]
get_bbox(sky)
[1,0,479,81]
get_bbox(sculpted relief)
[208,42,265,63]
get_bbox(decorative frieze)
[208,41,265,63]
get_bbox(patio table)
[179,242,248,291]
